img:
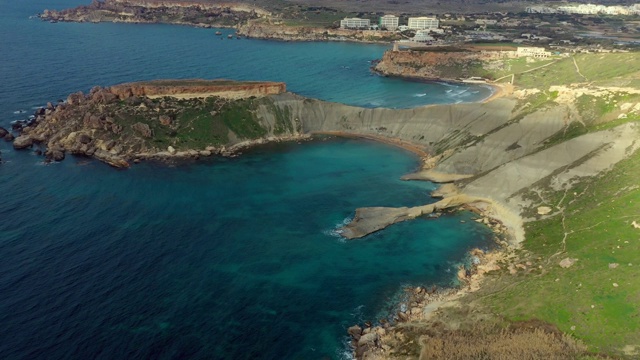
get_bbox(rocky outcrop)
[10,80,297,168]
[374,48,500,80]
[109,80,286,99]
[40,0,266,27]
[12,135,33,149]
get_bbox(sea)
[0,1,495,359]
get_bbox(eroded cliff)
[374,48,501,80]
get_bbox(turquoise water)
[0,1,495,359]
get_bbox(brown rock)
[132,122,153,138]
[84,114,103,129]
[159,115,172,126]
[4,133,15,141]
[77,133,92,144]
[66,92,84,105]
[347,325,362,340]
[397,311,409,322]
[46,149,66,162]
[0,127,8,138]
[13,135,33,149]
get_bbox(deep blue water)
[0,1,495,359]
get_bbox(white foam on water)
[323,216,353,241]
[413,93,427,97]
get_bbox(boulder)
[167,146,177,155]
[77,133,92,144]
[93,149,130,168]
[45,148,65,162]
[159,115,172,126]
[347,325,362,340]
[66,92,84,105]
[357,332,378,348]
[0,127,7,138]
[132,122,153,138]
[4,133,15,141]
[537,206,552,215]
[83,113,103,129]
[12,135,33,149]
[559,257,578,268]
[397,311,409,322]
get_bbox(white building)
[516,47,551,58]
[379,15,399,30]
[413,30,434,42]
[340,18,370,29]
[408,17,439,30]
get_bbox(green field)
[479,148,640,356]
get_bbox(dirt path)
[493,59,559,85]
[572,56,588,82]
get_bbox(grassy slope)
[473,52,640,357]
[481,150,640,355]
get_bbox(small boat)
[227,34,233,39]
[215,31,222,35]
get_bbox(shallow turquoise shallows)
[0,1,494,359]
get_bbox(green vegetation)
[218,98,268,139]
[483,53,640,90]
[575,53,640,84]
[480,149,640,356]
[101,95,296,152]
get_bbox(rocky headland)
[40,0,269,28]
[9,80,288,168]
[373,46,509,81]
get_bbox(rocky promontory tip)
[9,79,294,168]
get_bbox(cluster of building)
[340,15,439,31]
[526,3,640,15]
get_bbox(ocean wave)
[13,110,25,114]
[323,216,352,240]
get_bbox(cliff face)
[108,80,286,99]
[111,0,271,15]
[374,49,494,80]
[262,92,639,222]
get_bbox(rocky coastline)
[8,73,640,359]
[38,1,402,43]
[39,0,268,28]
[7,80,291,168]
[372,47,506,83]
